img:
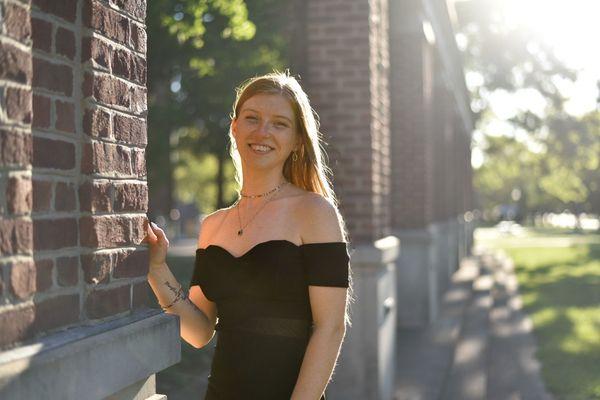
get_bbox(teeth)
[250,144,272,153]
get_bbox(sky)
[465,0,600,168]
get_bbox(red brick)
[55,100,75,133]
[84,1,129,45]
[33,137,75,170]
[110,0,146,21]
[84,73,131,110]
[0,42,32,84]
[129,214,147,246]
[4,2,31,42]
[81,141,131,175]
[32,93,51,129]
[55,181,76,211]
[78,180,113,212]
[34,294,80,333]
[85,284,130,319]
[32,57,72,96]
[0,306,35,350]
[6,175,32,215]
[132,281,154,309]
[130,23,146,54]
[35,258,53,292]
[32,0,77,23]
[9,259,36,300]
[32,179,52,212]
[81,36,112,69]
[83,106,111,139]
[0,217,32,256]
[5,87,32,124]
[114,182,147,212]
[56,256,78,286]
[130,86,147,115]
[79,215,130,248]
[55,27,76,60]
[113,248,148,279]
[131,148,146,178]
[0,129,32,166]
[31,17,52,52]
[81,252,112,284]
[33,217,78,251]
[113,114,146,146]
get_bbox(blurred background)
[145,0,599,398]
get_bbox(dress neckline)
[197,239,347,259]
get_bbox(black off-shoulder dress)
[188,239,350,400]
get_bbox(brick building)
[0,0,474,399]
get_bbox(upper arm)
[189,210,226,328]
[299,194,348,331]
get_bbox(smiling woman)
[145,71,352,400]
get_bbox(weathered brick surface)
[9,259,36,300]
[4,2,31,42]
[32,57,73,96]
[1,0,151,352]
[33,218,78,250]
[32,0,77,23]
[0,42,32,84]
[5,86,32,124]
[6,175,33,214]
[35,258,53,292]
[56,256,79,286]
[0,129,32,166]
[85,284,130,319]
[33,137,76,170]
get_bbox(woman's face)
[232,93,300,171]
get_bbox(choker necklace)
[240,181,287,199]
[236,181,287,236]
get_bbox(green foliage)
[456,0,599,215]
[147,0,291,215]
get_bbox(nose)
[256,121,271,136]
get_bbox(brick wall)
[0,0,151,351]
[304,0,391,244]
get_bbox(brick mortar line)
[0,120,32,131]
[84,98,147,120]
[32,127,146,150]
[31,88,76,103]
[0,79,32,90]
[30,8,76,30]
[87,67,146,90]
[84,28,145,58]
[95,0,146,25]
[0,34,31,52]
[31,49,76,68]
[84,96,147,121]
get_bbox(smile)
[248,144,274,154]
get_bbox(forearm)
[147,263,214,347]
[291,326,346,400]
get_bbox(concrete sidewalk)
[395,247,553,400]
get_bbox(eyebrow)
[242,108,294,124]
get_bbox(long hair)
[227,71,355,326]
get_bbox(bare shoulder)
[197,207,231,248]
[297,192,345,244]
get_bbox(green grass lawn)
[480,227,600,400]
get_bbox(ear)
[231,118,238,136]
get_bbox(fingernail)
[151,222,158,229]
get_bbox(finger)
[152,223,169,244]
[146,222,158,241]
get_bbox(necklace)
[236,181,288,236]
[240,183,284,198]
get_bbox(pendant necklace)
[236,180,288,236]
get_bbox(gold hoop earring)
[292,151,298,162]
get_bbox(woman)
[144,71,352,400]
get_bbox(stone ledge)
[0,309,180,400]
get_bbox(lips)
[248,143,274,153]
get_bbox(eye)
[274,121,288,128]
[245,116,258,122]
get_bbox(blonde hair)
[227,71,354,325]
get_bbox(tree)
[147,0,291,217]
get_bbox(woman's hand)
[142,218,170,273]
